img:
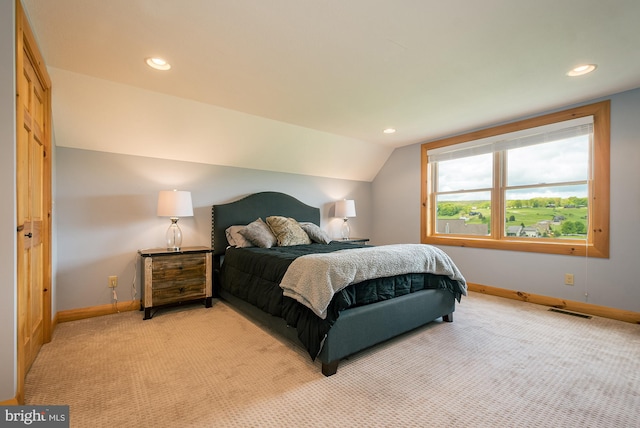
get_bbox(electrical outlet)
[108,275,118,288]
[564,273,574,286]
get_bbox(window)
[421,101,610,257]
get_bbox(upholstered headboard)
[211,192,321,257]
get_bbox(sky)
[436,135,590,202]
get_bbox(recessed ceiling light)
[145,57,171,71]
[383,128,396,134]
[566,64,597,77]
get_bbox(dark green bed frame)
[211,192,455,376]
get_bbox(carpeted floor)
[25,292,640,427]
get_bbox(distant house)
[522,227,540,237]
[506,226,523,236]
[536,221,551,234]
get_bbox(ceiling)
[21,0,640,181]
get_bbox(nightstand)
[337,237,370,244]
[138,246,213,319]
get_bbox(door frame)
[15,0,52,404]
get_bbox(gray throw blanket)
[280,244,467,319]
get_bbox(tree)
[438,203,460,217]
[561,221,576,235]
[509,215,516,222]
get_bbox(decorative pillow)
[299,222,331,244]
[239,218,277,248]
[266,216,312,246]
[225,225,254,248]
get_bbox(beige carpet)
[25,292,640,427]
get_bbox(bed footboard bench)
[317,288,455,375]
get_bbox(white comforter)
[280,244,467,319]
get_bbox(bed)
[211,192,466,376]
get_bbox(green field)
[437,201,588,239]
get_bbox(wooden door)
[16,1,52,404]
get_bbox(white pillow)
[225,225,254,248]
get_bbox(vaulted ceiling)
[22,0,640,181]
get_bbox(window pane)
[507,136,589,186]
[437,153,492,191]
[504,185,588,240]
[436,192,490,236]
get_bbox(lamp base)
[166,218,183,251]
[341,218,351,240]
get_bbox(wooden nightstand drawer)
[152,283,205,306]
[151,254,207,285]
[139,247,213,319]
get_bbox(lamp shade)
[335,199,356,218]
[157,190,193,217]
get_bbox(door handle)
[25,232,33,238]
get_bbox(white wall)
[0,0,16,402]
[372,88,640,313]
[49,67,392,182]
[54,148,372,311]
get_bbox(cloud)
[436,135,589,200]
